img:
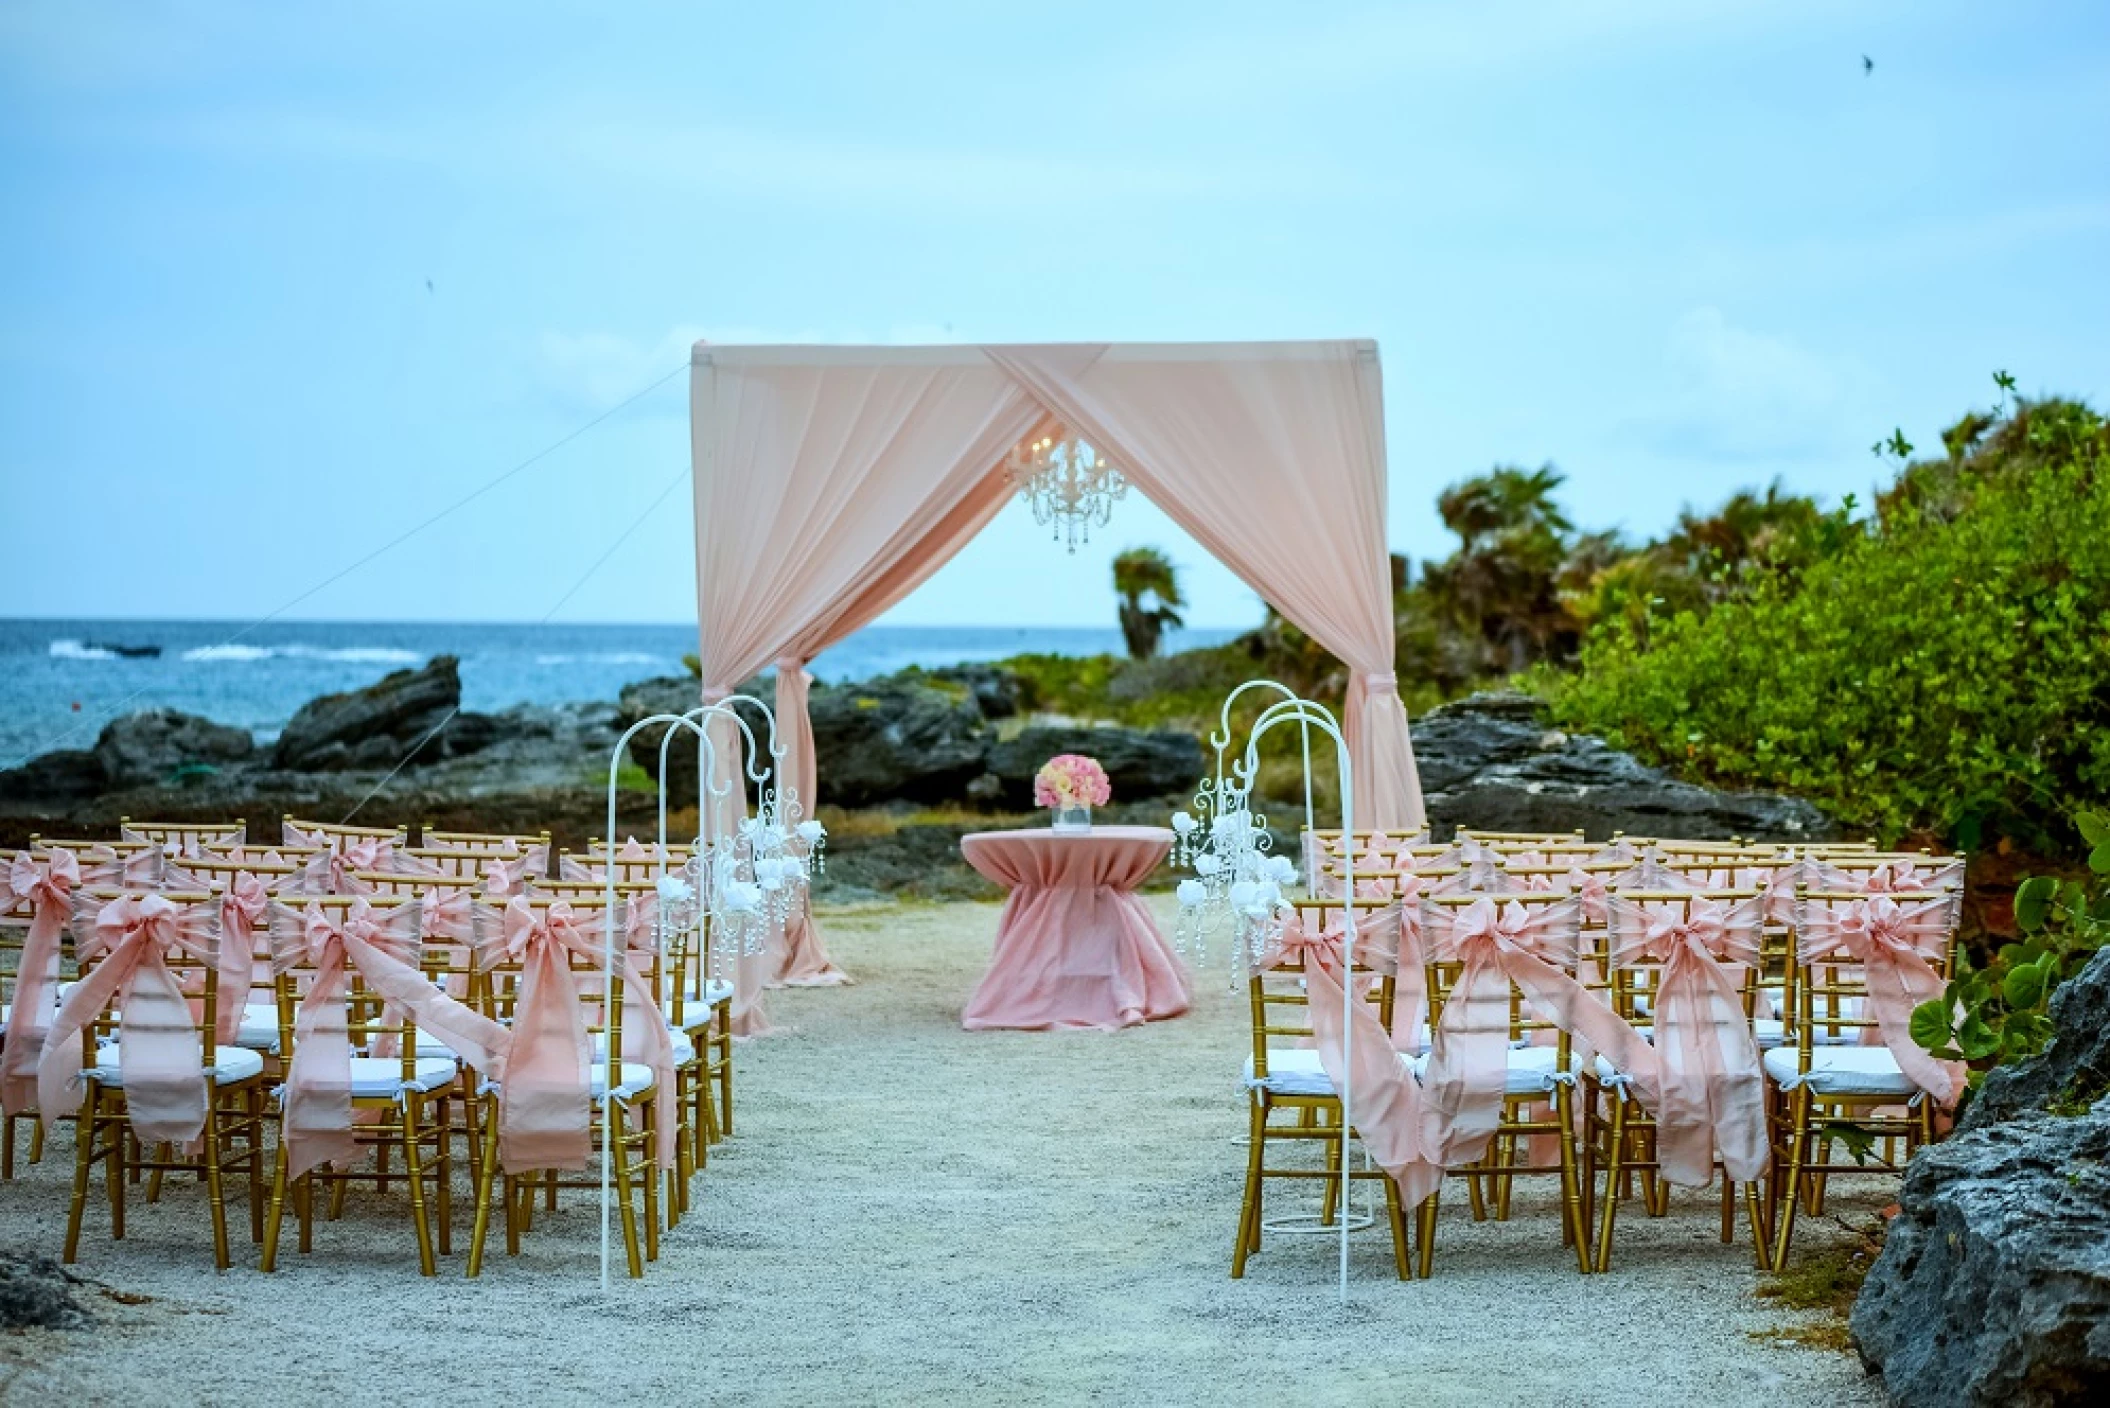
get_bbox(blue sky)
[2,1,2105,630]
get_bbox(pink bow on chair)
[1798,895,1962,1104]
[1418,897,1648,1180]
[37,894,220,1147]
[1254,903,1442,1204]
[1,849,81,1116]
[1607,895,1768,1186]
[270,899,508,1181]
[212,872,273,1046]
[479,898,678,1174]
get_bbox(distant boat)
[87,641,162,658]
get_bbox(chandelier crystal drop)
[1004,431,1129,553]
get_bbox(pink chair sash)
[1814,858,1965,896]
[286,831,397,894]
[212,872,272,1046]
[1417,896,1648,1176]
[1797,894,1961,1103]
[269,899,509,1181]
[475,898,678,1173]
[1,849,81,1116]
[37,893,222,1146]
[1606,895,1767,1185]
[1255,903,1444,1206]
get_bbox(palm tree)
[1112,547,1186,659]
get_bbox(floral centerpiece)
[1035,754,1111,834]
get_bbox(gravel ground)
[1,896,1885,1406]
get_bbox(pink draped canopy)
[691,341,1426,1011]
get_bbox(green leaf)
[1909,998,1955,1053]
[2015,876,2057,931]
[2002,962,2046,1010]
[1818,1122,1878,1165]
[2077,811,2110,847]
[1957,1014,2002,1062]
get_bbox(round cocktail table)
[957,825,1189,1031]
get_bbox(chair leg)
[1593,1094,1628,1274]
[467,1102,503,1278]
[64,1088,98,1264]
[1383,1175,1411,1281]
[610,1110,645,1279]
[1772,1087,1811,1271]
[1319,1108,1342,1227]
[1556,1086,1589,1273]
[401,1098,437,1277]
[261,1141,291,1272]
[203,1095,231,1272]
[108,1113,127,1240]
[1416,1188,1440,1279]
[246,1087,265,1246]
[1231,1100,1266,1278]
[435,1098,455,1257]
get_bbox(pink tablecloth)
[959,826,1189,1032]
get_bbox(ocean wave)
[535,652,663,666]
[181,644,423,665]
[48,639,117,661]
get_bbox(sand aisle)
[2,896,1881,1406]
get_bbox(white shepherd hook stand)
[1232,693,1363,1303]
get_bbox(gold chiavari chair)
[1232,896,1413,1281]
[59,888,270,1270]
[420,827,553,883]
[1767,887,1960,1269]
[1,857,38,1179]
[529,874,707,1225]
[1578,888,1772,1272]
[156,854,303,1064]
[467,894,663,1279]
[120,817,247,854]
[1417,889,1592,1276]
[561,838,695,885]
[259,894,479,1275]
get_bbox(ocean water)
[0,619,1241,766]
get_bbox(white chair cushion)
[88,1044,265,1086]
[235,1001,280,1052]
[1407,1044,1576,1094]
[347,1055,458,1097]
[1762,1045,1915,1097]
[703,979,733,1005]
[592,1030,695,1065]
[590,1062,656,1100]
[1242,1047,1419,1097]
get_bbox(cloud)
[1612,306,1871,463]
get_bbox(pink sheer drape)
[691,342,1430,1008]
[981,342,1423,829]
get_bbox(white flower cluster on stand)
[688,791,828,976]
[1170,781,1300,981]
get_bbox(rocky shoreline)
[0,653,1835,889]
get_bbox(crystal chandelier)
[1170,777,1298,980]
[691,791,826,969]
[1004,431,1129,553]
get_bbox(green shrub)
[1545,399,2110,853]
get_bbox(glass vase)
[1051,803,1093,834]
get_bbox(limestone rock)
[1415,692,1836,841]
[1852,947,2110,1405]
[271,656,461,772]
[984,724,1205,807]
[92,709,253,789]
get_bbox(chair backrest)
[1599,888,1763,1023]
[69,888,225,1050]
[282,815,407,850]
[121,818,247,854]
[422,827,552,862]
[163,853,301,893]
[274,895,470,1080]
[1785,888,1959,1058]
[1420,890,1586,1048]
[563,843,693,885]
[1457,828,1587,845]
[29,835,158,858]
[473,896,660,1064]
[390,846,507,883]
[351,868,483,899]
[1246,897,1397,1087]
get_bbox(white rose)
[1176,879,1206,907]
[720,881,762,915]
[655,876,694,905]
[1228,881,1260,910]
[795,820,825,844]
[1170,812,1197,837]
[1193,854,1221,877]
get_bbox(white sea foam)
[535,652,662,666]
[48,639,117,660]
[180,644,422,665]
